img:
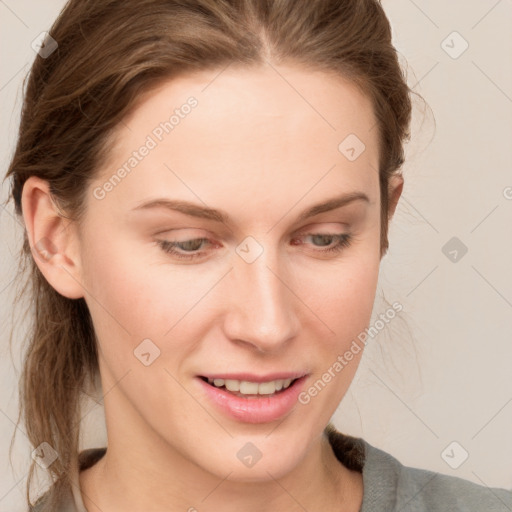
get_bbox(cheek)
[79,228,218,379]
[300,246,380,342]
[296,259,379,413]
[334,264,378,330]
[296,246,380,407]
[79,230,174,356]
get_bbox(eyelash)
[156,233,353,261]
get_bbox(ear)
[387,173,404,221]
[21,176,85,299]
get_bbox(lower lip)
[197,376,308,424]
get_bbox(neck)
[80,427,362,512]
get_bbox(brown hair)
[3,0,415,509]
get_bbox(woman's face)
[75,64,395,480]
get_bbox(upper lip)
[199,372,309,383]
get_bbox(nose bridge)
[223,237,299,351]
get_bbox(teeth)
[206,377,295,395]
[225,379,240,392]
[240,381,259,394]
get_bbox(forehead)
[93,64,380,220]
[118,64,377,145]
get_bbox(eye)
[156,237,213,261]
[293,233,353,254]
[156,232,353,262]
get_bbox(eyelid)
[152,227,220,241]
[153,221,353,239]
[297,221,351,231]
[156,229,353,262]
[153,221,351,243]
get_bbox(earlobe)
[21,176,85,299]
[387,173,404,221]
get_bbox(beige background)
[1,0,511,509]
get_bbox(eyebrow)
[131,191,370,224]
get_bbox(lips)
[199,371,308,382]
[198,371,308,398]
[196,373,309,423]
[199,376,298,397]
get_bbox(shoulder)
[361,438,512,512]
[323,424,512,512]
[29,447,107,512]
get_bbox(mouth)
[196,373,309,423]
[198,375,300,398]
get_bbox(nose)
[222,242,300,353]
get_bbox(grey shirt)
[31,424,512,511]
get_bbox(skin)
[22,63,403,512]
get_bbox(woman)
[4,0,511,511]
